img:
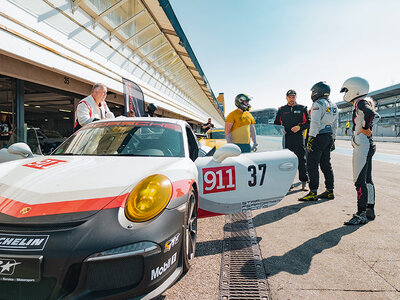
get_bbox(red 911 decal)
[23,159,67,170]
[202,166,236,194]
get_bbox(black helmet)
[311,81,330,101]
[235,94,252,111]
[147,103,157,112]
[146,103,158,117]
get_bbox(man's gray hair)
[92,83,107,93]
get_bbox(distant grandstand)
[251,108,278,124]
[337,83,400,137]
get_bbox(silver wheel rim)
[185,193,197,260]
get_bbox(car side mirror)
[7,143,34,158]
[212,143,241,163]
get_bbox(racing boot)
[344,211,368,225]
[298,191,318,201]
[317,189,334,200]
[366,205,375,220]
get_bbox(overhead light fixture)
[115,105,120,108]
[45,119,48,121]
[59,109,72,113]
[63,117,70,120]
[24,104,30,107]
[35,105,41,108]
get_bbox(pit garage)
[0,71,124,154]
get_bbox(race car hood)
[0,155,185,223]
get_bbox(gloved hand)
[331,140,336,152]
[306,137,314,152]
[252,143,258,152]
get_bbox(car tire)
[182,188,197,272]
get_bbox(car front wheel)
[183,188,197,272]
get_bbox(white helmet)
[340,77,369,102]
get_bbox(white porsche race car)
[0,118,297,299]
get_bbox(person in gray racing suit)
[299,81,338,202]
[341,77,380,225]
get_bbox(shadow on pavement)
[195,236,262,258]
[224,199,330,231]
[241,225,360,277]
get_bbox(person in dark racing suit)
[299,82,338,201]
[145,103,158,117]
[274,89,310,190]
[341,77,380,225]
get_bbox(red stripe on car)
[171,179,194,199]
[0,179,194,218]
[0,194,128,218]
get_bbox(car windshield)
[209,130,225,139]
[40,130,64,139]
[53,120,184,157]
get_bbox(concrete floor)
[162,141,400,300]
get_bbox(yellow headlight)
[125,174,172,222]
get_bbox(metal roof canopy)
[71,0,222,118]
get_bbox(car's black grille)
[0,277,56,300]
[86,256,144,291]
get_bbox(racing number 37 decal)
[248,164,266,187]
[202,166,236,194]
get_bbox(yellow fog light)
[125,174,172,222]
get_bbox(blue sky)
[169,0,400,116]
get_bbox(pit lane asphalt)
[161,140,400,300]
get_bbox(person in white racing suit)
[74,83,115,131]
[341,77,380,225]
[299,81,338,202]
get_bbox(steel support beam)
[143,41,168,59]
[15,79,24,143]
[122,23,154,47]
[136,33,162,51]
[109,9,146,38]
[93,0,129,25]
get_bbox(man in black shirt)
[0,114,13,148]
[202,118,214,133]
[274,90,310,189]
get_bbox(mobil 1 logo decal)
[202,166,236,194]
[0,234,49,251]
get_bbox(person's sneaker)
[366,207,375,220]
[344,212,368,225]
[298,191,318,201]
[301,181,308,191]
[317,189,335,200]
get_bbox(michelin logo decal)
[151,253,177,281]
[0,234,49,251]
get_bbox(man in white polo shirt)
[74,83,115,131]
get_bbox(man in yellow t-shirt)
[225,94,257,153]
[345,120,350,136]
